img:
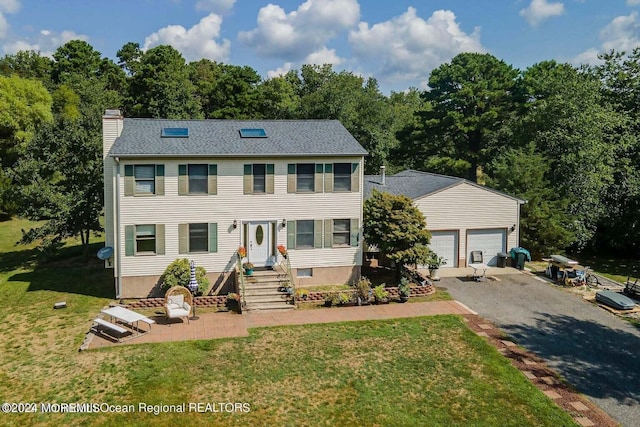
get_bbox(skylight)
[161,127,189,138]
[239,128,267,138]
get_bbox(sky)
[1,0,640,93]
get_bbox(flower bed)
[126,295,228,309]
[296,283,436,304]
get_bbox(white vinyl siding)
[116,157,364,278]
[414,182,519,266]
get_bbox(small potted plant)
[372,284,390,304]
[295,288,309,301]
[243,261,254,275]
[426,253,447,281]
[277,244,288,259]
[398,278,411,303]
[226,292,240,305]
[354,277,372,305]
[337,291,353,306]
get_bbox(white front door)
[248,222,271,267]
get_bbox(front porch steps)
[242,268,293,311]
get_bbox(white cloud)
[2,29,88,57]
[519,0,564,27]
[195,0,235,14]
[143,13,230,62]
[0,0,20,39]
[266,62,292,79]
[304,46,342,66]
[239,0,359,60]
[0,0,20,13]
[628,0,640,6]
[600,12,640,52]
[348,8,484,87]
[572,12,640,65]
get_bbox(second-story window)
[253,164,266,193]
[124,164,164,196]
[188,165,208,194]
[296,164,315,192]
[179,164,217,195]
[333,163,352,191]
[244,164,274,194]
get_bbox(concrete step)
[244,278,289,287]
[244,294,291,304]
[244,300,294,311]
[244,288,288,297]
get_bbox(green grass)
[574,254,639,284]
[0,218,578,426]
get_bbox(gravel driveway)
[440,272,640,427]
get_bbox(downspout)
[114,156,122,300]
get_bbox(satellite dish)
[97,246,114,260]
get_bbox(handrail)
[284,254,295,306]
[236,255,246,309]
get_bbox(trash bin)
[497,252,509,268]
[509,247,531,270]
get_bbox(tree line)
[0,40,638,260]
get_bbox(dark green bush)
[160,258,209,294]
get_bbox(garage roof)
[364,169,525,203]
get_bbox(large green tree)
[512,61,619,250]
[257,74,300,119]
[189,60,262,119]
[592,50,640,256]
[487,145,573,258]
[363,190,431,277]
[13,116,103,257]
[127,45,201,118]
[0,50,53,88]
[293,64,397,173]
[0,75,53,218]
[395,53,519,182]
[52,40,103,84]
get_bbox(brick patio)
[87,300,472,349]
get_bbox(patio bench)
[92,317,128,341]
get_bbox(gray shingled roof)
[109,119,368,157]
[364,170,525,202]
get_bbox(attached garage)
[466,229,506,266]
[364,169,525,268]
[425,230,458,268]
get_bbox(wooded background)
[1,41,638,259]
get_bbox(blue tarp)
[510,247,532,261]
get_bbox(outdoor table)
[101,306,154,338]
[469,263,489,281]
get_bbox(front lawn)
[0,218,577,426]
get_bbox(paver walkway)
[88,300,472,349]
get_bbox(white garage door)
[424,231,458,268]
[467,229,506,266]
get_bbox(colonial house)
[102,110,367,299]
[364,169,525,268]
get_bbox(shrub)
[398,277,411,298]
[372,284,389,303]
[354,277,372,303]
[160,258,209,294]
[338,291,353,305]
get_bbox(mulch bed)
[463,314,619,427]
